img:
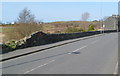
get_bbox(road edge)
[1,34,103,62]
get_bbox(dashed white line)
[73,45,87,52]
[68,40,100,55]
[68,45,87,54]
[24,60,55,74]
[114,62,118,74]
[4,35,101,63]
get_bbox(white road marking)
[114,62,118,74]
[68,45,87,54]
[24,60,55,74]
[72,48,81,52]
[3,34,102,63]
[68,40,100,54]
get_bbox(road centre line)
[23,40,98,74]
[3,35,101,63]
[23,45,87,74]
[73,45,87,52]
[68,40,100,54]
[3,33,104,63]
[23,44,90,74]
[23,41,98,74]
[24,39,100,73]
[3,43,85,63]
[24,60,55,74]
[68,45,87,54]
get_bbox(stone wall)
[18,30,116,49]
[2,30,117,54]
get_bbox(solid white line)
[114,62,118,74]
[24,60,55,74]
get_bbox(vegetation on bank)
[2,22,97,42]
[1,8,98,53]
[2,23,42,43]
[1,8,98,43]
[65,27,86,33]
[2,23,96,53]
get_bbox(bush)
[65,27,85,33]
[88,24,95,31]
[2,44,13,54]
[4,40,17,49]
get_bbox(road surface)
[2,33,118,74]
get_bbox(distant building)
[104,15,119,30]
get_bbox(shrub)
[88,24,95,31]
[4,40,17,49]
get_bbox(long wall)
[2,30,117,54]
[19,30,117,48]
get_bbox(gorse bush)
[5,40,17,49]
[88,24,95,31]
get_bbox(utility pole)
[114,16,116,30]
[116,16,119,32]
[118,16,120,32]
[100,20,102,34]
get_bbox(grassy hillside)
[1,21,101,43]
[43,21,100,33]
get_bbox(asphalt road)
[1,33,118,74]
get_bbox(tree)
[81,12,90,21]
[17,8,35,23]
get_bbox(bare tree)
[81,12,90,21]
[17,8,35,23]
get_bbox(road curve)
[2,33,118,74]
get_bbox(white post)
[103,25,105,34]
